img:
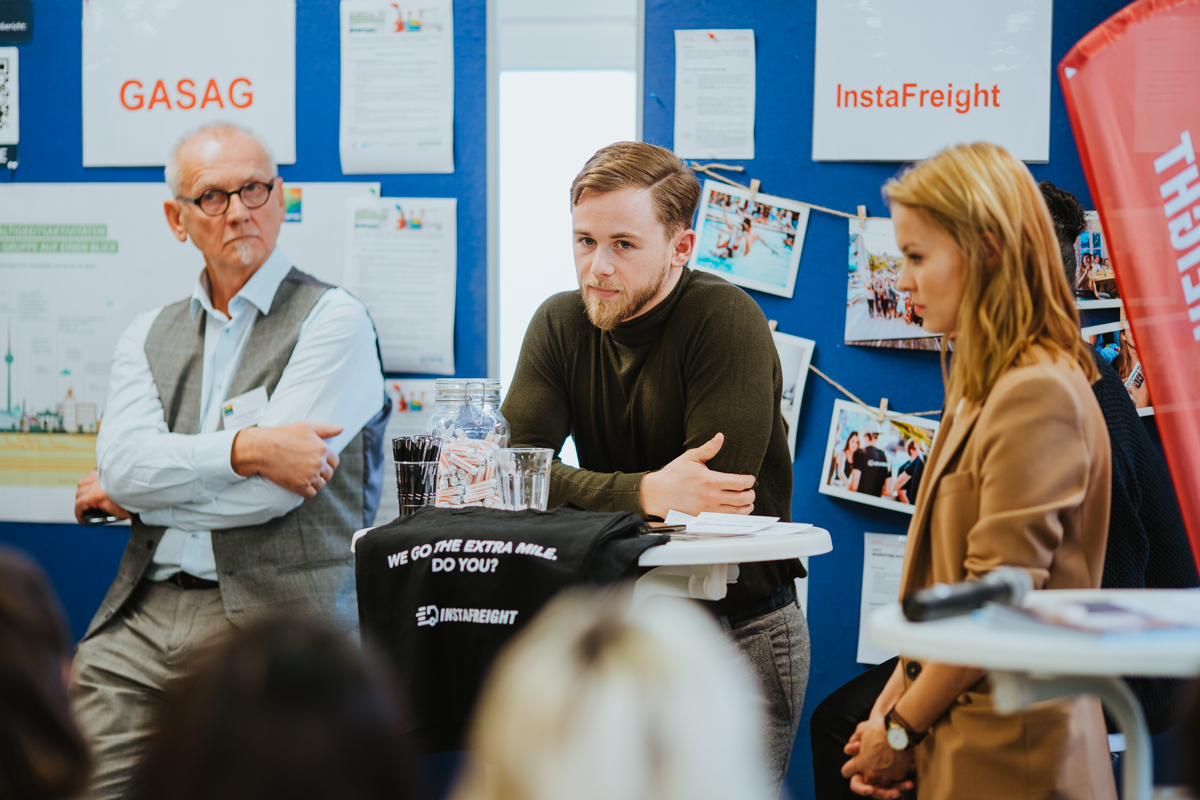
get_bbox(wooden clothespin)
[857,205,867,230]
[767,318,778,332]
[748,178,761,205]
[877,397,889,422]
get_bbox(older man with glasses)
[70,123,389,800]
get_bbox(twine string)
[808,363,941,419]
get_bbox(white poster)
[812,0,1053,162]
[0,182,385,523]
[340,0,455,174]
[345,197,457,374]
[858,532,906,665]
[372,377,438,525]
[82,0,296,167]
[275,182,380,286]
[674,29,755,160]
[0,47,17,149]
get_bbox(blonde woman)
[840,143,1114,800]
[450,591,772,800]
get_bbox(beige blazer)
[899,348,1116,800]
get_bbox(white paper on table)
[664,510,813,537]
[344,197,456,374]
[275,182,380,286]
[858,532,907,665]
[373,377,438,525]
[673,29,755,160]
[0,47,18,148]
[339,0,455,174]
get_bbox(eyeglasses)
[177,180,276,216]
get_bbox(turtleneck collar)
[605,266,693,348]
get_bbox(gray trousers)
[724,597,811,799]
[71,580,235,800]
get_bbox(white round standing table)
[867,588,1200,800]
[634,527,832,606]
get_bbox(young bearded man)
[502,141,809,794]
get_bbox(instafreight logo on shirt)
[415,605,519,627]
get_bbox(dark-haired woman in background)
[133,618,424,800]
[0,546,92,800]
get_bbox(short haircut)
[570,142,702,235]
[1038,180,1088,288]
[164,122,277,197]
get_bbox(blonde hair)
[884,143,1097,405]
[570,142,701,235]
[450,590,770,800]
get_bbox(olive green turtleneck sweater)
[502,267,802,615]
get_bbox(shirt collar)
[190,248,292,321]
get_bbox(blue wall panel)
[643,2,1164,797]
[0,0,489,643]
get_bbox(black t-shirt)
[902,454,926,501]
[852,446,889,497]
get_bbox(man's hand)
[842,716,915,799]
[639,432,756,518]
[231,422,343,498]
[74,470,131,524]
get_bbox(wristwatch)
[884,706,926,751]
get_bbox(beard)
[581,262,671,331]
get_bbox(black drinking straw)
[392,436,442,463]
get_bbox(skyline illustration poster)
[0,182,384,523]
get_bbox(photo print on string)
[689,179,810,299]
[819,399,940,515]
[845,219,943,350]
[1081,321,1153,416]
[772,331,815,460]
[1074,211,1121,310]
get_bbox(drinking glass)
[496,448,553,511]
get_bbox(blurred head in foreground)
[133,618,423,800]
[0,547,91,800]
[452,590,770,800]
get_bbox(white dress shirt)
[97,248,384,581]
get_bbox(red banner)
[1059,0,1200,571]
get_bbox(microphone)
[902,566,1033,622]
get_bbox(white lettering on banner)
[414,605,519,627]
[1156,130,1200,341]
[389,539,561,574]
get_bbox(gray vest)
[84,268,389,639]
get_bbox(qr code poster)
[0,47,17,147]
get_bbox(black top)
[901,454,926,502]
[1090,351,1199,733]
[852,446,889,497]
[502,267,802,616]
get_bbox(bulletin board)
[643,1,1152,796]
[0,0,490,641]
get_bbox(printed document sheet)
[344,197,456,374]
[673,29,756,160]
[858,532,907,664]
[340,0,455,174]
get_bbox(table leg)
[991,671,1150,800]
[632,563,740,608]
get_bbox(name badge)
[221,386,269,432]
